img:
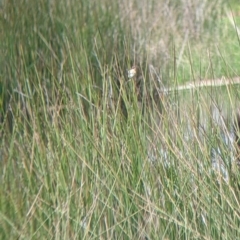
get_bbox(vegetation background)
[1,0,240,239]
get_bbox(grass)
[1,0,240,239]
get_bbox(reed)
[1,0,240,239]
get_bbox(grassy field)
[1,0,240,239]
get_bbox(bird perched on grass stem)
[126,64,164,118]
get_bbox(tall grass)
[1,0,240,239]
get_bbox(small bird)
[127,65,143,100]
[127,66,138,79]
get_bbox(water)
[147,85,240,182]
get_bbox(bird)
[127,64,164,114]
[128,65,138,79]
